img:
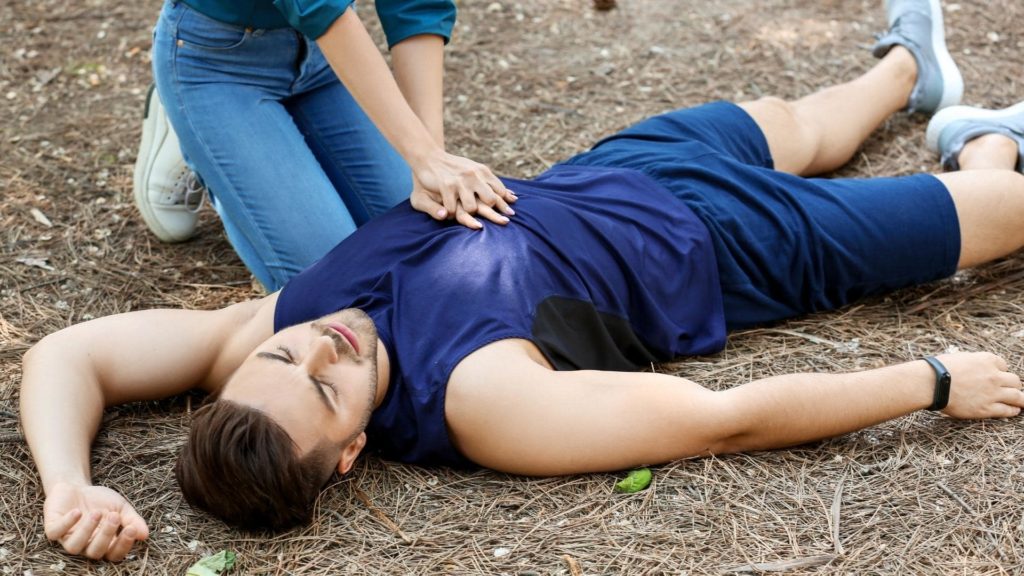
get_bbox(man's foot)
[871,0,963,115]
[132,84,204,243]
[926,101,1024,172]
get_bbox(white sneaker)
[133,84,204,243]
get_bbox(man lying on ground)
[21,0,1024,561]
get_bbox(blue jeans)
[152,0,412,291]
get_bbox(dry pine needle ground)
[2,0,1024,574]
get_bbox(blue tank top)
[274,165,726,466]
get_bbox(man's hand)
[938,352,1024,419]
[21,306,269,562]
[43,481,149,561]
[410,151,516,230]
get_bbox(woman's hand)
[43,481,149,561]
[410,150,517,229]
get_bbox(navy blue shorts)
[561,101,961,329]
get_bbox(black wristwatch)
[923,356,951,411]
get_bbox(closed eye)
[256,345,296,365]
[256,346,337,412]
[313,376,339,396]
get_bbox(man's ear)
[336,432,367,475]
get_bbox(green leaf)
[186,550,237,576]
[614,468,652,493]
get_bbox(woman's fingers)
[457,182,479,214]
[483,171,516,204]
[417,154,516,215]
[413,185,509,228]
[439,179,457,216]
[410,188,448,220]
[454,204,483,230]
[475,204,510,226]
[488,190,514,217]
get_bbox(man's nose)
[304,335,339,369]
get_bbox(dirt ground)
[2,0,1024,573]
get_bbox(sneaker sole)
[132,85,188,243]
[926,101,1024,151]
[886,0,963,112]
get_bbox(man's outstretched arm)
[446,341,1024,476]
[20,298,273,560]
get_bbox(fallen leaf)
[186,550,236,576]
[615,468,652,493]
[30,208,53,227]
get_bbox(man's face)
[221,309,380,462]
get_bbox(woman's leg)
[153,3,358,291]
[286,39,412,227]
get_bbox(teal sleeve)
[375,0,457,49]
[272,0,355,39]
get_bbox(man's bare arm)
[20,296,274,560]
[446,341,1024,476]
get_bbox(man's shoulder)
[203,293,278,390]
[447,338,553,395]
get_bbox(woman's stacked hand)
[410,149,517,229]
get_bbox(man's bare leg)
[937,136,1024,268]
[745,61,1024,270]
[740,0,962,175]
[739,47,918,176]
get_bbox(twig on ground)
[353,486,414,545]
[937,482,976,515]
[724,554,836,573]
[831,475,845,556]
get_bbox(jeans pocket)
[175,4,249,50]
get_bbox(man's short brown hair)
[175,399,337,531]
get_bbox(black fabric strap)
[923,356,951,411]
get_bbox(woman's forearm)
[316,8,441,166]
[391,34,446,147]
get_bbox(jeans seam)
[172,1,251,51]
[288,100,377,222]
